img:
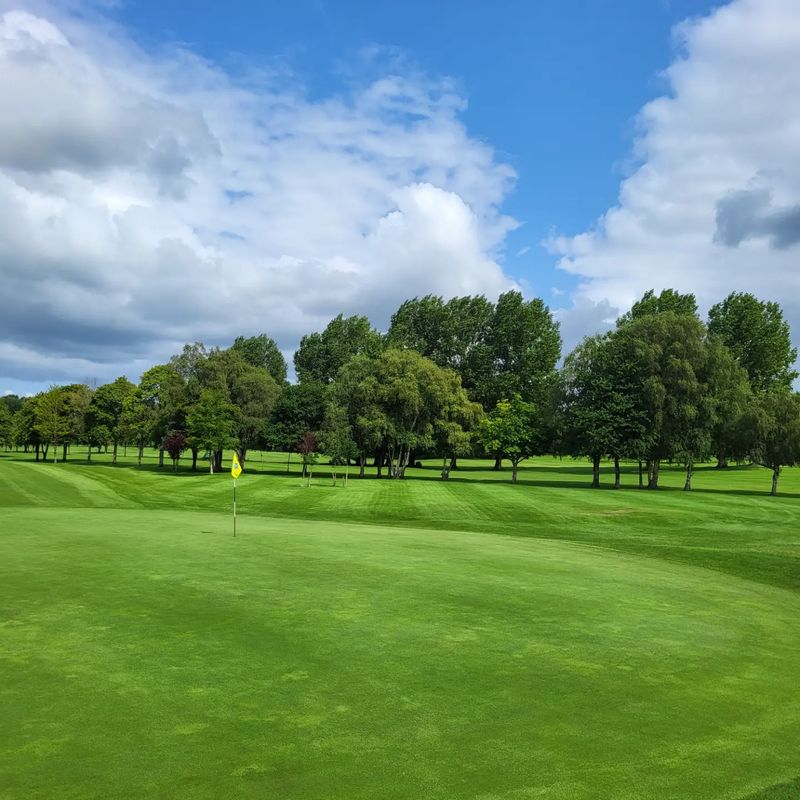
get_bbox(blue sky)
[2,0,800,393]
[110,0,718,299]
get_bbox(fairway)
[2,452,800,799]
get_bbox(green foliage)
[482,291,561,408]
[232,334,288,383]
[186,390,238,464]
[708,292,798,391]
[264,382,327,452]
[87,377,136,456]
[0,402,13,447]
[617,288,699,326]
[0,393,22,414]
[294,314,383,384]
[560,333,650,466]
[479,395,541,482]
[741,390,800,494]
[320,403,358,474]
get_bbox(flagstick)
[233,477,237,537]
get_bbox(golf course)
[2,450,799,800]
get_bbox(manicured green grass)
[1,449,799,799]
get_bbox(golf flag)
[231,453,242,479]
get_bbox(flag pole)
[233,477,237,537]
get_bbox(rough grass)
[1,449,799,799]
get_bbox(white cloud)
[0,6,518,386]
[551,0,800,352]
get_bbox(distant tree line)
[1,289,799,495]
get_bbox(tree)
[139,364,188,467]
[479,396,541,484]
[13,398,42,459]
[119,390,157,466]
[560,333,650,489]
[297,431,319,484]
[0,403,13,448]
[370,349,477,478]
[87,377,136,464]
[328,355,388,478]
[0,394,22,415]
[263,382,327,453]
[232,334,287,383]
[614,312,709,489]
[741,391,800,496]
[320,403,357,485]
[32,384,90,462]
[186,391,238,473]
[483,291,561,409]
[162,431,188,472]
[617,288,699,326]
[708,292,798,392]
[294,314,383,384]
[34,387,72,462]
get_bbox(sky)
[2,0,800,394]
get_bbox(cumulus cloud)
[551,0,800,353]
[0,5,518,387]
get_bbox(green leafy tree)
[560,333,650,488]
[320,403,358,485]
[708,292,798,392]
[371,348,477,478]
[0,394,22,414]
[13,398,42,459]
[328,355,388,478]
[741,391,800,495]
[617,288,699,326]
[232,334,287,383]
[186,390,238,473]
[0,402,13,448]
[294,314,383,384]
[484,291,561,410]
[479,395,541,484]
[139,363,191,467]
[87,377,136,464]
[34,387,71,462]
[263,382,327,453]
[614,312,710,489]
[119,390,157,466]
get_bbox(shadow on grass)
[2,452,795,498]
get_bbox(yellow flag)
[231,453,242,479]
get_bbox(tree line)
[1,289,798,494]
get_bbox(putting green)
[2,502,800,799]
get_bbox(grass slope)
[1,450,800,799]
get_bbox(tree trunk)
[112,441,118,464]
[35,443,40,462]
[42,443,49,461]
[239,448,247,468]
[158,448,164,468]
[648,459,661,490]
[613,456,621,489]
[137,445,143,466]
[493,454,503,471]
[716,455,728,469]
[512,460,519,484]
[684,460,693,491]
[591,454,600,488]
[638,460,643,488]
[62,443,68,462]
[449,455,458,471]
[359,451,365,478]
[771,465,780,496]
[87,445,92,463]
[215,450,223,472]
[191,447,198,471]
